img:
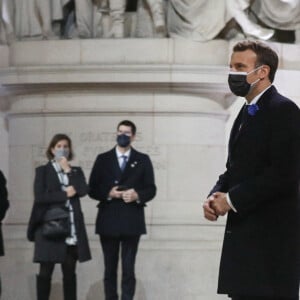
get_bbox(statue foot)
[243,25,274,41]
[110,23,125,38]
[155,25,167,38]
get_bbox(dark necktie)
[120,155,127,172]
[239,104,249,131]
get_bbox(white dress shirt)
[116,147,131,168]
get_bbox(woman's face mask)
[228,66,262,97]
[54,148,69,160]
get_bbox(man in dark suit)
[0,170,9,297]
[203,40,300,300]
[89,120,156,300]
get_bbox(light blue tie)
[120,155,127,172]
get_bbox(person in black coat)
[27,134,91,300]
[203,40,300,300]
[0,169,9,297]
[0,170,9,256]
[89,120,156,300]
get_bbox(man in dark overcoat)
[89,120,156,300]
[203,40,300,300]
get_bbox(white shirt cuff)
[226,193,237,213]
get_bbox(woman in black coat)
[27,134,91,300]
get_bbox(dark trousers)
[39,245,78,279]
[231,297,299,300]
[100,235,140,300]
[37,246,78,300]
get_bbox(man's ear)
[260,65,270,80]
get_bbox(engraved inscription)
[33,131,167,172]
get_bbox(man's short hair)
[233,40,278,83]
[117,120,137,135]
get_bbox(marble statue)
[167,0,274,41]
[167,0,229,41]
[53,0,97,39]
[0,0,14,44]
[51,0,71,37]
[252,0,300,43]
[145,0,165,31]
[14,0,54,39]
[135,0,167,38]
[9,0,298,42]
[226,0,274,40]
[74,0,102,38]
[252,0,300,31]
[13,0,101,40]
[103,0,165,38]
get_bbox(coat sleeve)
[34,166,68,205]
[68,167,88,198]
[0,170,9,221]
[88,155,112,202]
[229,101,300,215]
[135,155,156,204]
[208,168,230,197]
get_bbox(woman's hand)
[58,157,71,173]
[65,186,76,198]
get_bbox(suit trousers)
[100,235,140,300]
[231,296,299,300]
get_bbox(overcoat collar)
[45,161,62,188]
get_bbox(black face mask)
[116,134,131,148]
[228,66,262,97]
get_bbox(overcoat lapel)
[232,105,251,148]
[46,161,61,189]
[229,104,246,153]
[110,149,122,179]
[229,86,274,153]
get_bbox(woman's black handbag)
[42,207,71,239]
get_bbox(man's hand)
[122,189,138,203]
[203,198,218,221]
[109,186,123,199]
[210,192,231,216]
